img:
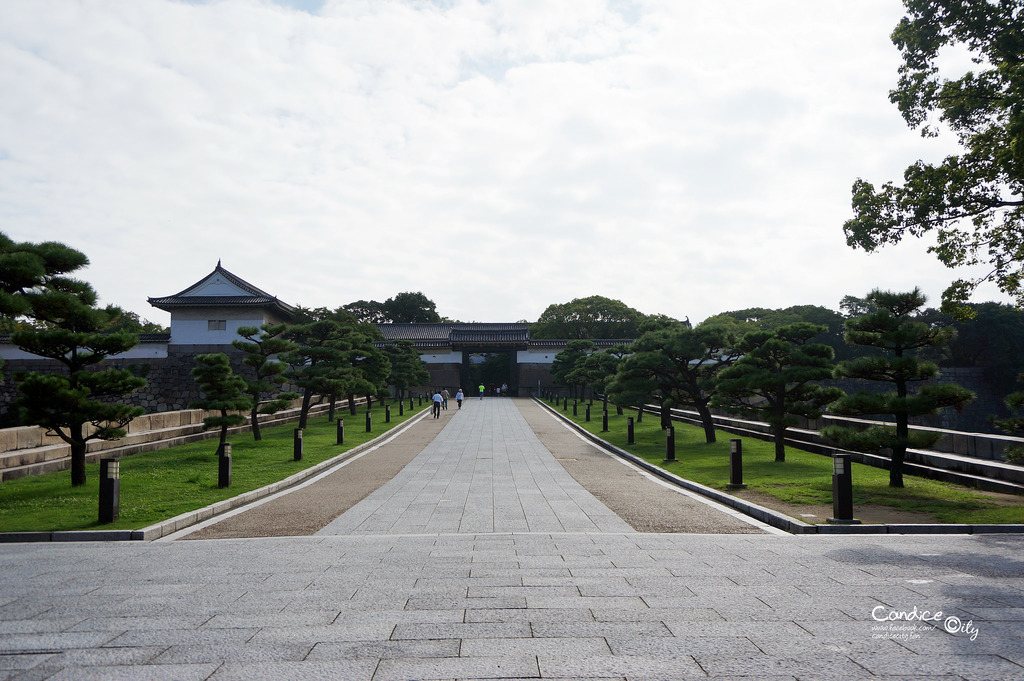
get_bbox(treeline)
[548,291,1024,488]
[0,233,431,488]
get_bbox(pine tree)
[190,353,253,454]
[822,289,973,487]
[233,324,299,441]
[714,323,842,462]
[608,324,740,442]
[10,240,145,487]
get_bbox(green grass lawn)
[0,403,427,533]
[553,400,1024,524]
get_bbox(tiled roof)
[450,328,529,344]
[376,323,632,350]
[148,263,295,317]
[377,323,531,344]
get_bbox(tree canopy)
[843,0,1024,316]
[531,296,652,339]
[12,290,146,486]
[607,323,741,442]
[822,288,974,487]
[233,324,299,441]
[0,232,91,322]
[713,323,842,462]
[343,292,442,324]
[190,353,253,452]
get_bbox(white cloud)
[0,0,1010,328]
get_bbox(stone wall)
[0,348,301,426]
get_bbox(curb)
[534,398,1024,536]
[0,409,432,544]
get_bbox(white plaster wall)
[419,349,460,364]
[517,349,557,365]
[169,309,272,346]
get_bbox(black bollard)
[219,443,232,488]
[627,417,634,445]
[602,409,609,433]
[828,452,860,524]
[573,400,578,416]
[294,428,303,461]
[98,458,120,523]
[563,396,568,411]
[337,418,344,445]
[365,411,372,432]
[585,404,591,422]
[664,426,675,462]
[385,405,391,423]
[399,399,404,416]
[418,394,423,406]
[727,439,746,489]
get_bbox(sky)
[0,0,1010,327]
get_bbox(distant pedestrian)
[501,382,508,396]
[478,383,485,400]
[441,388,450,410]
[455,389,464,409]
[432,391,443,418]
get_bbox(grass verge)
[0,404,427,532]
[552,400,1024,524]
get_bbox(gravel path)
[515,399,767,534]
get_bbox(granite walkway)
[1,399,1023,680]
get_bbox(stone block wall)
[0,348,302,426]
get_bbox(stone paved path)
[1,398,1023,680]
[316,398,635,535]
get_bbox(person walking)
[455,389,464,409]
[478,383,485,400]
[441,388,450,410]
[432,391,443,418]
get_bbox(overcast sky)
[0,0,1008,326]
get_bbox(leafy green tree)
[992,376,1024,463]
[281,320,355,428]
[822,289,974,487]
[532,296,650,339]
[551,340,595,398]
[713,323,843,462]
[190,353,253,454]
[233,324,300,441]
[936,303,1024,395]
[843,1,1024,316]
[342,292,441,324]
[0,232,91,321]
[384,292,441,323]
[383,340,429,402]
[608,323,741,442]
[342,300,387,324]
[0,232,94,370]
[704,305,851,361]
[101,309,168,334]
[570,344,629,413]
[13,305,146,488]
